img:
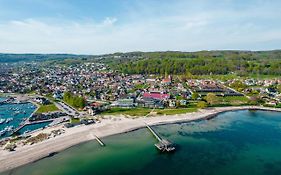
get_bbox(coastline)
[0,106,281,173]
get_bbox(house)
[180,100,187,106]
[137,98,164,108]
[162,76,172,85]
[53,91,63,99]
[88,102,108,115]
[111,99,135,108]
[34,97,50,105]
[169,100,176,107]
[143,92,170,101]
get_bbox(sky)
[0,0,281,54]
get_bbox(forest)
[112,50,281,76]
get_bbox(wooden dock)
[145,123,175,152]
[94,135,105,146]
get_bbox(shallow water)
[3,110,281,175]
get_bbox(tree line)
[113,51,281,76]
[63,92,86,109]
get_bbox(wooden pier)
[94,134,105,146]
[145,123,175,152]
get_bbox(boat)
[23,130,31,135]
[0,119,6,124]
[5,118,13,123]
[5,126,14,132]
[0,129,6,136]
[13,111,21,116]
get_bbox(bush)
[197,101,207,109]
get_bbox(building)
[143,92,170,101]
[111,99,135,108]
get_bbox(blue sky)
[0,0,280,54]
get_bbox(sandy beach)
[0,106,280,173]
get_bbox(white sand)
[0,106,280,172]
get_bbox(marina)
[0,98,39,138]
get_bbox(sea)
[2,110,281,175]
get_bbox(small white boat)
[5,126,14,132]
[23,130,31,135]
[5,118,13,123]
[0,119,6,124]
[0,129,6,136]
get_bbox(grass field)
[101,108,151,116]
[36,104,59,114]
[101,107,197,117]
[154,108,197,115]
[218,96,249,105]
[70,118,80,124]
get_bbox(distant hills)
[1,50,280,76]
[0,50,280,64]
[0,53,93,63]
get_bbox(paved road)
[54,102,80,117]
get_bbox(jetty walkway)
[145,123,175,152]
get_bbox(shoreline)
[0,106,281,173]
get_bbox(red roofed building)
[143,92,170,100]
[162,75,172,85]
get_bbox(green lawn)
[217,96,249,105]
[101,108,152,116]
[155,108,197,115]
[70,118,80,124]
[36,104,59,114]
[101,107,197,117]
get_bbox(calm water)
[3,110,281,175]
[0,97,50,137]
[0,100,37,137]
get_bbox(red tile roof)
[143,92,170,100]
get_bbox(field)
[101,107,197,117]
[154,108,197,115]
[217,96,249,105]
[36,104,59,114]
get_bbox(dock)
[145,123,175,152]
[94,134,105,146]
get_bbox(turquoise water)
[17,122,52,135]
[0,99,37,137]
[2,110,281,175]
[0,97,6,102]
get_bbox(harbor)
[0,97,38,138]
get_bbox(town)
[1,61,281,116]
[0,59,280,152]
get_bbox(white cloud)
[102,17,117,26]
[0,3,280,54]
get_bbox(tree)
[206,93,218,105]
[192,92,199,100]
[230,80,247,92]
[63,91,86,109]
[197,101,207,108]
[277,85,281,93]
